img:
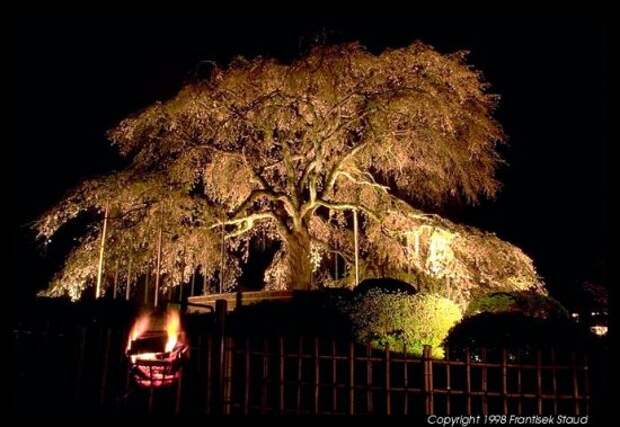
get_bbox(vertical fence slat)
[205,335,213,415]
[583,353,590,415]
[175,367,183,415]
[423,345,433,415]
[222,336,233,415]
[99,328,112,408]
[501,348,508,415]
[536,349,543,415]
[571,351,580,416]
[313,337,320,414]
[348,342,355,415]
[551,348,558,415]
[278,337,285,414]
[446,345,451,415]
[517,349,522,415]
[385,343,391,415]
[481,347,488,415]
[366,342,373,414]
[296,336,303,414]
[331,339,337,414]
[403,343,408,416]
[74,326,87,403]
[148,370,155,415]
[260,338,269,414]
[465,348,471,415]
[243,337,251,414]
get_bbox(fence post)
[331,339,338,414]
[99,328,112,408]
[205,335,213,415]
[583,352,590,415]
[403,343,409,416]
[313,337,320,415]
[465,348,472,415]
[296,336,304,414]
[260,338,269,414]
[536,349,543,415]
[423,345,434,415]
[481,347,488,415]
[501,348,508,415]
[365,342,373,414]
[571,351,580,416]
[385,343,391,416]
[74,327,87,403]
[243,337,250,415]
[445,345,451,415]
[278,337,285,414]
[550,348,558,415]
[175,367,183,415]
[348,342,355,415]
[223,336,233,415]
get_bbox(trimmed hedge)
[342,289,462,358]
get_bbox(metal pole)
[353,209,359,287]
[191,271,195,297]
[95,203,109,299]
[112,260,119,299]
[220,216,225,294]
[203,256,208,296]
[154,227,162,308]
[125,257,132,301]
[179,271,184,303]
[144,272,149,306]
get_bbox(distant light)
[571,312,579,318]
[590,325,608,336]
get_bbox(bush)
[466,291,569,319]
[227,289,354,337]
[342,289,462,358]
[354,278,417,296]
[445,312,595,350]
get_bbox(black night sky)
[13,16,608,307]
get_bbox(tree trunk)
[285,230,312,291]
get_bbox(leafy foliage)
[34,41,544,300]
[341,289,462,358]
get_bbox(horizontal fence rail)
[13,326,595,416]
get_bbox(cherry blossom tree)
[35,42,543,301]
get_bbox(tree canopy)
[35,41,544,301]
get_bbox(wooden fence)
[12,303,597,416]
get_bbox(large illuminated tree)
[35,42,543,302]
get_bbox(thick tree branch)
[209,212,280,239]
[323,141,370,194]
[332,170,389,193]
[312,199,380,222]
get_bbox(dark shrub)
[227,289,353,337]
[445,312,594,350]
[466,291,569,319]
[354,277,417,297]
